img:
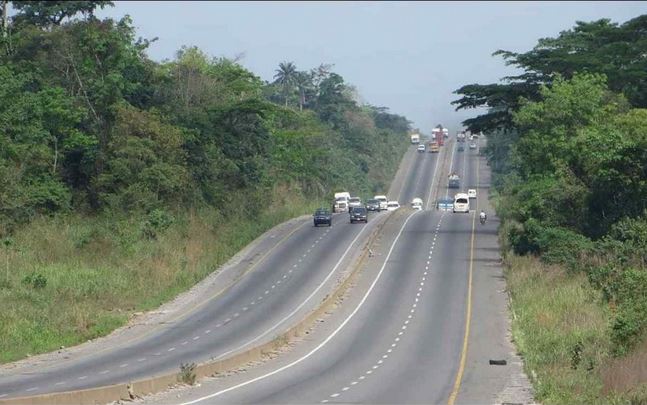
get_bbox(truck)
[333,192,351,213]
[448,173,460,189]
[410,133,420,144]
[432,125,445,146]
[428,141,439,153]
[457,131,466,143]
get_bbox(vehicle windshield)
[456,198,468,204]
[315,209,329,215]
[367,199,378,204]
[353,208,367,213]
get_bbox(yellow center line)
[447,147,480,405]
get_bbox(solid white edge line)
[212,217,378,361]
[179,210,420,405]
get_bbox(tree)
[11,1,114,28]
[294,71,312,111]
[273,61,297,107]
[453,15,647,134]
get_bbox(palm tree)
[294,71,313,111]
[273,61,297,107]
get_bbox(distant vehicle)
[410,133,420,144]
[411,197,423,210]
[417,144,426,152]
[436,197,454,211]
[448,173,460,189]
[374,195,388,211]
[428,141,439,153]
[350,207,368,223]
[348,197,362,209]
[366,199,380,211]
[457,132,466,142]
[468,189,477,199]
[386,201,400,211]
[457,144,465,152]
[469,142,477,149]
[453,193,470,213]
[432,125,445,146]
[333,192,351,213]
[313,208,332,227]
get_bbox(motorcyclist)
[479,210,487,224]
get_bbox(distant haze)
[96,1,647,135]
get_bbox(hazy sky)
[95,1,647,134]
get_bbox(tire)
[328,222,332,227]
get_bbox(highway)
[0,136,521,404]
[0,196,392,398]
[131,135,519,405]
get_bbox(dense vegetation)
[453,15,647,403]
[0,1,410,362]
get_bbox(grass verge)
[0,191,321,364]
[504,254,647,404]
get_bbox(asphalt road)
[0,195,390,398]
[3,137,527,404]
[140,137,523,405]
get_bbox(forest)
[453,15,647,403]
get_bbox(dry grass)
[602,338,647,400]
[0,195,319,364]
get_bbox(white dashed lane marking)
[99,370,110,374]
[319,215,445,402]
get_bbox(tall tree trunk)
[1,0,7,38]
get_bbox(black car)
[365,199,380,211]
[350,207,368,223]
[313,208,332,227]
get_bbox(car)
[386,200,400,211]
[453,193,470,213]
[417,144,426,152]
[348,197,362,210]
[469,142,477,149]
[457,144,465,152]
[350,207,368,223]
[366,199,380,211]
[313,208,332,227]
[411,197,423,210]
[436,197,454,211]
[468,189,477,199]
[374,195,388,211]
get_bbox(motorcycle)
[479,213,487,225]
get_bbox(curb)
[1,210,394,405]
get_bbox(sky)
[93,1,647,135]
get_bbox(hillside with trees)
[453,15,647,403]
[0,1,410,363]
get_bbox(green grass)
[505,254,647,404]
[0,191,321,364]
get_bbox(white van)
[411,197,423,210]
[334,192,351,213]
[374,195,388,211]
[453,193,470,213]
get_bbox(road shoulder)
[456,147,536,405]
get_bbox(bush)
[535,226,592,270]
[141,209,175,240]
[610,267,647,355]
[22,273,47,289]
